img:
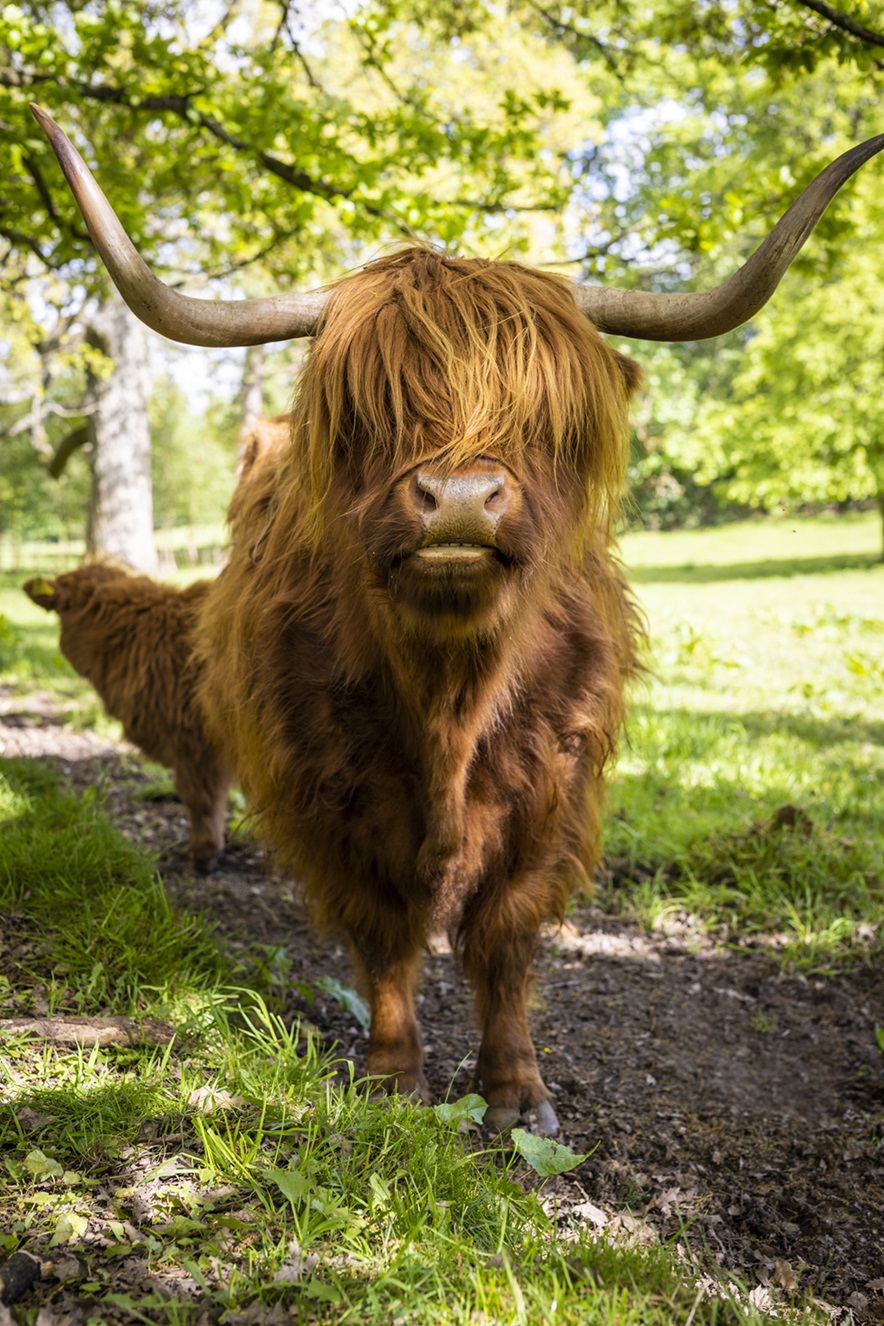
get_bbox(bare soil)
[2,693,883,1323]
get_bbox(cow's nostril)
[414,474,441,511]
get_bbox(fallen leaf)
[43,1254,80,1281]
[774,1260,797,1292]
[572,1200,607,1229]
[188,1086,244,1113]
[15,1109,53,1133]
[511,1129,587,1176]
[271,1238,318,1284]
[48,1213,88,1248]
[607,1213,658,1249]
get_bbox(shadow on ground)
[628,550,880,584]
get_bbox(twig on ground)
[0,1016,175,1047]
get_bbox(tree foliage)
[680,177,884,549]
[1,0,883,546]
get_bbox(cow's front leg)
[460,885,560,1135]
[174,759,232,874]
[348,940,429,1102]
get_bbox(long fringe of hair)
[274,247,637,551]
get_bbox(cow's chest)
[269,666,561,911]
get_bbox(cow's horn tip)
[30,104,63,142]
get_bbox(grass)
[0,761,764,1324]
[0,510,881,1322]
[610,509,883,968]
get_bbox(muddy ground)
[2,692,883,1323]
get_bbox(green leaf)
[304,1279,343,1303]
[315,976,370,1028]
[511,1129,587,1176]
[263,1166,312,1206]
[368,1172,392,1207]
[432,1094,488,1127]
[49,1211,88,1246]
[24,1148,62,1178]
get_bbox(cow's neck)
[382,609,537,920]
[325,569,544,910]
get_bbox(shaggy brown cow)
[32,106,884,1131]
[197,255,643,1131]
[23,565,231,875]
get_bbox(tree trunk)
[241,343,265,433]
[86,291,157,573]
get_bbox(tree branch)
[0,1016,174,1046]
[4,71,351,205]
[521,0,626,79]
[268,0,323,88]
[285,25,323,91]
[48,421,93,478]
[794,0,884,50]
[0,225,60,266]
[24,151,91,242]
[8,68,566,247]
[197,0,243,50]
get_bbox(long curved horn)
[31,104,329,346]
[575,134,884,341]
[33,104,883,346]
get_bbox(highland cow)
[32,105,884,1131]
[23,565,231,874]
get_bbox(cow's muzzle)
[409,463,514,565]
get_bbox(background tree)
[676,178,884,554]
[2,0,883,554]
[1,0,599,558]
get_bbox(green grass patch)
[0,1001,766,1325]
[0,759,226,1017]
[0,767,772,1321]
[607,512,884,967]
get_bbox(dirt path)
[3,694,883,1322]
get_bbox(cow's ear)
[23,577,59,611]
[614,350,644,398]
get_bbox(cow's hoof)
[192,844,223,874]
[527,1100,560,1136]
[483,1099,560,1135]
[483,1103,520,1133]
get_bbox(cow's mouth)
[413,543,496,565]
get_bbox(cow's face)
[23,566,124,678]
[277,250,641,641]
[359,453,537,637]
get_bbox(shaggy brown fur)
[24,564,231,874]
[196,248,644,1129]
